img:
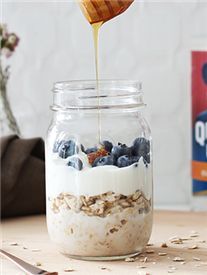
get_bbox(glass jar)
[46,80,153,260]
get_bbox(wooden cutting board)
[1,211,207,275]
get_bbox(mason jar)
[45,80,153,260]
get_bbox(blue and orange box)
[192,51,207,196]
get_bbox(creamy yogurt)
[46,150,152,198]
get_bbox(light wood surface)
[1,211,207,275]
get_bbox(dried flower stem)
[0,59,21,136]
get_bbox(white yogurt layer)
[46,149,152,197]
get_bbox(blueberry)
[202,63,207,85]
[85,147,98,154]
[67,157,83,170]
[92,156,115,167]
[133,138,150,157]
[102,140,113,152]
[58,140,77,159]
[117,155,140,168]
[53,140,65,153]
[117,155,129,167]
[111,143,132,159]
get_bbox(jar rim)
[53,79,142,92]
[52,79,145,111]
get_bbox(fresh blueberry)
[53,140,65,153]
[58,140,77,159]
[85,147,98,154]
[102,140,113,152]
[117,155,129,167]
[117,155,140,168]
[92,156,115,167]
[111,143,133,159]
[133,138,150,157]
[202,63,207,85]
[67,157,83,170]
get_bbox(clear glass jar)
[46,80,153,260]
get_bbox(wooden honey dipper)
[78,0,134,24]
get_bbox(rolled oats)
[146,250,154,254]
[125,257,135,262]
[173,257,185,262]
[170,238,183,244]
[158,252,167,256]
[161,242,168,248]
[50,190,150,217]
[188,244,198,250]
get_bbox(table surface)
[1,211,207,275]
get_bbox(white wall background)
[2,0,207,209]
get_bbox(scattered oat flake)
[173,257,185,262]
[181,237,192,241]
[35,262,42,266]
[169,236,179,240]
[180,262,186,265]
[152,262,156,265]
[64,268,75,272]
[146,250,154,254]
[190,234,199,238]
[161,242,168,248]
[23,246,28,250]
[193,257,201,261]
[158,252,167,256]
[168,270,174,273]
[32,249,41,252]
[137,265,146,269]
[143,257,148,263]
[10,242,18,246]
[170,238,183,244]
[100,267,111,271]
[188,244,198,249]
[125,257,135,262]
[140,257,148,263]
[198,240,206,243]
[146,243,153,246]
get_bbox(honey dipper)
[78,0,134,24]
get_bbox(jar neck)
[51,80,144,112]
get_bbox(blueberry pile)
[53,139,82,170]
[53,137,150,171]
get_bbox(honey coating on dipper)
[78,0,134,24]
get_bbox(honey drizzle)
[92,21,103,144]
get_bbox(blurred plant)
[0,23,20,136]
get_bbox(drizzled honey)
[78,0,134,143]
[92,21,103,143]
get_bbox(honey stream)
[92,22,103,144]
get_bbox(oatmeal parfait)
[46,80,153,260]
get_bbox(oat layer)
[50,190,151,217]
